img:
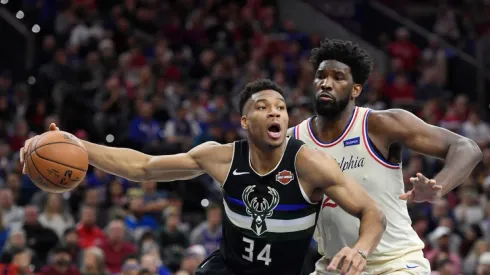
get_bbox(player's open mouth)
[267,123,282,140]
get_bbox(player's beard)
[314,94,350,119]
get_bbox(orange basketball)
[25,131,89,193]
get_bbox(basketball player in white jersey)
[287,39,483,274]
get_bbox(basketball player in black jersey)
[20,79,386,275]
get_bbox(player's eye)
[257,105,266,110]
[335,73,345,80]
[277,106,285,110]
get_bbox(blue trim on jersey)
[226,196,309,211]
[364,110,400,167]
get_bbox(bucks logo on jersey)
[242,185,280,236]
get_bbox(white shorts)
[310,250,431,275]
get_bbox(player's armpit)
[286,127,295,138]
[296,147,386,256]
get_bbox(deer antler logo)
[242,185,280,236]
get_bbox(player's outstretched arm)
[20,124,229,183]
[296,147,386,274]
[372,109,483,201]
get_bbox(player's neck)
[249,141,287,175]
[315,104,356,142]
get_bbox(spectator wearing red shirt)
[76,205,105,249]
[98,219,137,273]
[388,27,420,72]
[384,74,415,105]
[40,245,80,275]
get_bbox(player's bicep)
[379,109,459,159]
[143,142,220,181]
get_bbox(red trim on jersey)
[294,124,300,139]
[306,107,359,148]
[361,110,400,169]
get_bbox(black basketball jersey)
[220,138,321,275]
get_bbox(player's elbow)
[134,154,154,182]
[460,137,483,163]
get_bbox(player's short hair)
[310,38,374,85]
[238,79,284,115]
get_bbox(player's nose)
[268,109,281,118]
[320,77,333,91]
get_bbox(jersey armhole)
[221,141,236,188]
[294,144,318,205]
[362,110,401,169]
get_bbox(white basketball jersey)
[294,107,424,263]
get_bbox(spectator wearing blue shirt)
[129,101,162,150]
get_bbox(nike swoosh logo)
[406,265,418,269]
[233,169,250,176]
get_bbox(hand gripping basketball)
[20,123,88,193]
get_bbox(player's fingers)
[432,185,443,190]
[399,191,413,201]
[416,173,428,182]
[49,123,59,131]
[327,251,345,271]
[409,177,419,184]
[346,255,363,275]
[19,147,24,164]
[340,250,356,274]
[353,257,366,275]
[427,179,437,186]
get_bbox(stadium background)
[0,0,490,274]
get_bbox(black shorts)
[194,250,235,275]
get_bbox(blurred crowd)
[0,0,489,274]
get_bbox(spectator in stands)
[0,247,33,275]
[81,247,108,275]
[121,254,140,275]
[463,239,489,274]
[129,101,162,151]
[140,253,170,275]
[76,205,105,249]
[98,219,137,273]
[125,196,159,241]
[40,245,80,275]
[38,194,75,239]
[21,205,58,264]
[189,203,222,256]
[387,27,420,72]
[462,111,490,149]
[159,207,189,256]
[426,226,462,273]
[82,187,109,228]
[454,189,485,231]
[141,181,168,221]
[477,252,490,275]
[59,227,81,265]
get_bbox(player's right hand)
[20,123,60,174]
[327,246,367,275]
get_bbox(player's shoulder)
[190,141,234,162]
[366,108,414,132]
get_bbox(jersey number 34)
[242,237,272,265]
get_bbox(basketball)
[25,131,89,193]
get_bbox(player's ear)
[241,115,249,130]
[351,84,363,99]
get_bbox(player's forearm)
[81,140,150,181]
[435,138,482,196]
[353,206,386,257]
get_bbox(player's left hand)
[327,247,366,275]
[399,173,442,203]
